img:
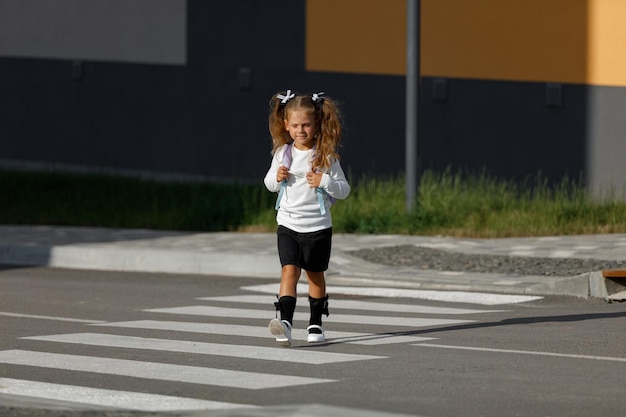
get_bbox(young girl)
[263,90,350,347]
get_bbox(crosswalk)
[0,377,250,412]
[0,286,531,413]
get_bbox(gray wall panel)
[587,86,626,195]
[0,0,186,65]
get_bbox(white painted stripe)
[144,306,473,328]
[92,320,435,345]
[549,250,576,258]
[0,312,104,324]
[143,306,466,330]
[413,343,626,363]
[22,333,384,365]
[241,284,543,305]
[573,245,598,250]
[0,350,334,389]
[510,251,535,257]
[492,280,522,286]
[0,378,253,412]
[199,295,503,315]
[511,245,537,251]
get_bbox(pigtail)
[312,97,342,172]
[268,91,294,155]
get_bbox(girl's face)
[284,110,317,150]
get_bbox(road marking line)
[0,312,104,324]
[22,333,385,365]
[144,306,474,328]
[413,343,626,363]
[241,284,543,305]
[0,350,334,389]
[92,320,435,345]
[198,295,504,315]
[0,378,254,412]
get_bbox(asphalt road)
[1,265,626,417]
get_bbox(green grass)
[0,170,274,232]
[1,168,624,237]
[406,170,626,237]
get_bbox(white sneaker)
[307,325,325,343]
[269,319,292,347]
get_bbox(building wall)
[306,0,626,191]
[415,0,590,183]
[0,1,310,182]
[0,0,625,193]
[417,0,626,191]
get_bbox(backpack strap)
[316,188,336,215]
[314,155,336,214]
[274,143,293,210]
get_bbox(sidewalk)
[1,225,625,299]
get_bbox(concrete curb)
[0,243,281,278]
[0,241,610,299]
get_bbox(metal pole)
[405,0,420,211]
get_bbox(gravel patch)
[349,245,626,277]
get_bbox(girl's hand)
[306,171,322,188]
[276,166,289,182]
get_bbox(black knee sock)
[308,295,329,331]
[274,295,297,325]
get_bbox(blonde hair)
[268,91,343,171]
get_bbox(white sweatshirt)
[264,144,351,233]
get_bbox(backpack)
[274,142,336,215]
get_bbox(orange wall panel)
[306,0,406,75]
[421,0,588,83]
[307,0,626,86]
[587,0,626,86]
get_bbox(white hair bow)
[277,90,295,104]
[312,92,325,103]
